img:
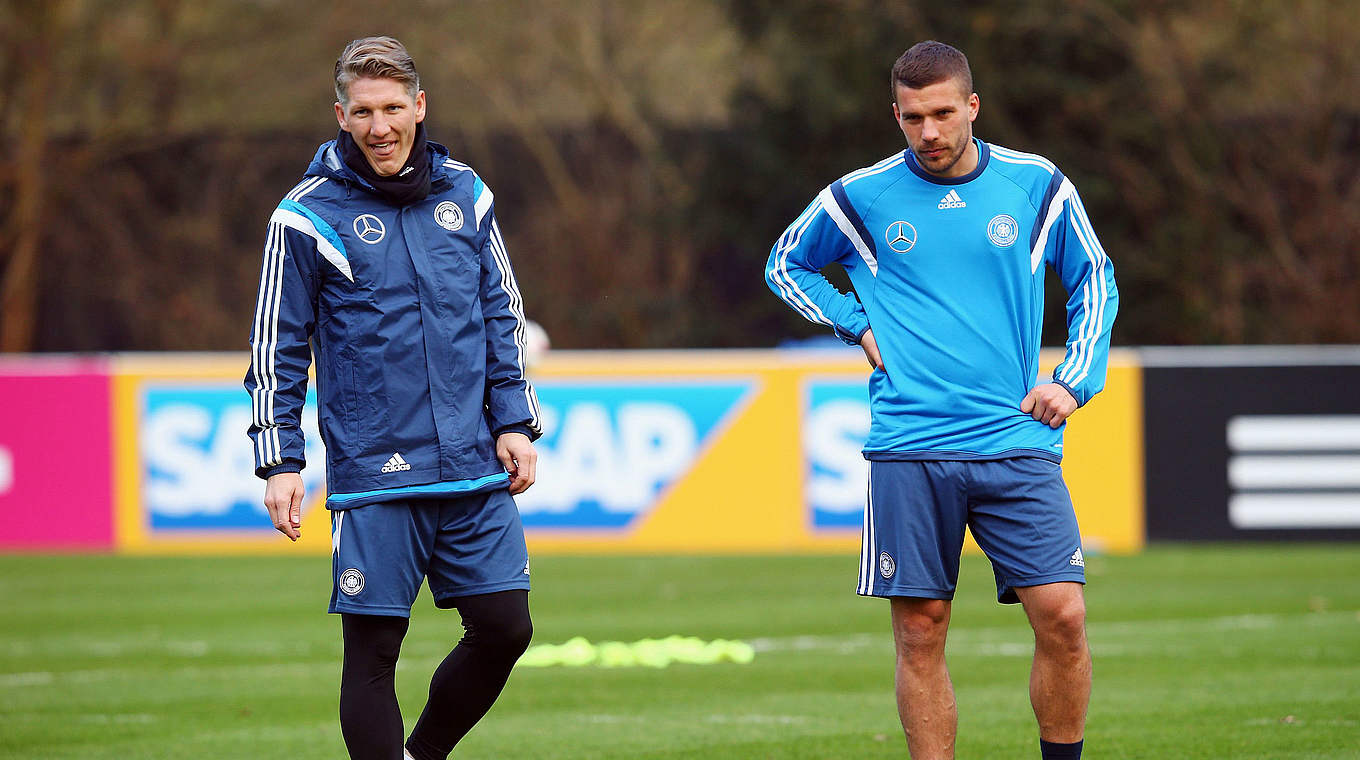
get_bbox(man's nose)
[921,118,940,141]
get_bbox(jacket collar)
[306,139,456,195]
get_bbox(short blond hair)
[334,36,420,104]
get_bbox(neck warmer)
[336,121,432,206]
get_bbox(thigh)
[965,458,1085,604]
[860,460,969,599]
[427,489,531,607]
[329,502,435,617]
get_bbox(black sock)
[340,613,410,760]
[405,590,532,760]
[1040,738,1083,759]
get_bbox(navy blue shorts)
[328,489,530,617]
[858,458,1085,604]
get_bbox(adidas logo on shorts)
[381,452,412,473]
[1069,548,1085,567]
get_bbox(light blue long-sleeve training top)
[767,139,1119,462]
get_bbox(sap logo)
[0,445,12,496]
[516,383,750,529]
[517,402,696,521]
[141,386,325,529]
[804,384,870,529]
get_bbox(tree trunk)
[0,1,58,352]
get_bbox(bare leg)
[1014,582,1090,743]
[890,597,956,760]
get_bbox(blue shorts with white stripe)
[859,457,1085,604]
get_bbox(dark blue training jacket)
[245,139,542,509]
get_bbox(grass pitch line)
[0,671,54,687]
[0,660,333,690]
[749,631,1038,658]
[748,632,884,654]
[744,610,1347,660]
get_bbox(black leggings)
[339,590,532,760]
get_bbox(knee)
[892,599,950,656]
[1034,599,1087,652]
[462,605,533,660]
[492,612,533,658]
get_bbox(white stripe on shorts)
[332,511,344,555]
[859,463,875,595]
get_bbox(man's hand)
[497,432,537,495]
[1021,383,1078,428]
[264,472,305,541]
[860,329,885,371]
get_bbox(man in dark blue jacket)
[245,36,542,760]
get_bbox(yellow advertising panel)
[112,354,334,555]
[527,349,1144,555]
[1057,353,1144,554]
[110,350,1143,555]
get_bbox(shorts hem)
[1005,571,1087,589]
[998,571,1086,603]
[431,579,531,607]
[856,585,955,601]
[328,602,412,617]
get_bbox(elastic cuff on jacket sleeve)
[837,305,870,348]
[258,461,304,480]
[1052,378,1082,407]
[493,424,536,440]
[834,313,871,346]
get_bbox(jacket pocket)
[337,343,363,451]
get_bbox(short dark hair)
[334,36,420,104]
[891,40,973,97]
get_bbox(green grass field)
[2,544,1357,759]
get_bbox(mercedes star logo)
[353,214,386,245]
[885,220,917,253]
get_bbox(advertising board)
[84,349,1145,555]
[516,380,755,530]
[113,355,331,553]
[1142,348,1360,540]
[0,357,113,550]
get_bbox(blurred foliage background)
[0,0,1356,352]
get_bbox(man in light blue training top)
[766,41,1117,760]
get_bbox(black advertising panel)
[1143,348,1360,541]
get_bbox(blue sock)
[1040,738,1083,759]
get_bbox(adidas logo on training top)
[937,190,966,209]
[381,453,412,473]
[1069,548,1085,567]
